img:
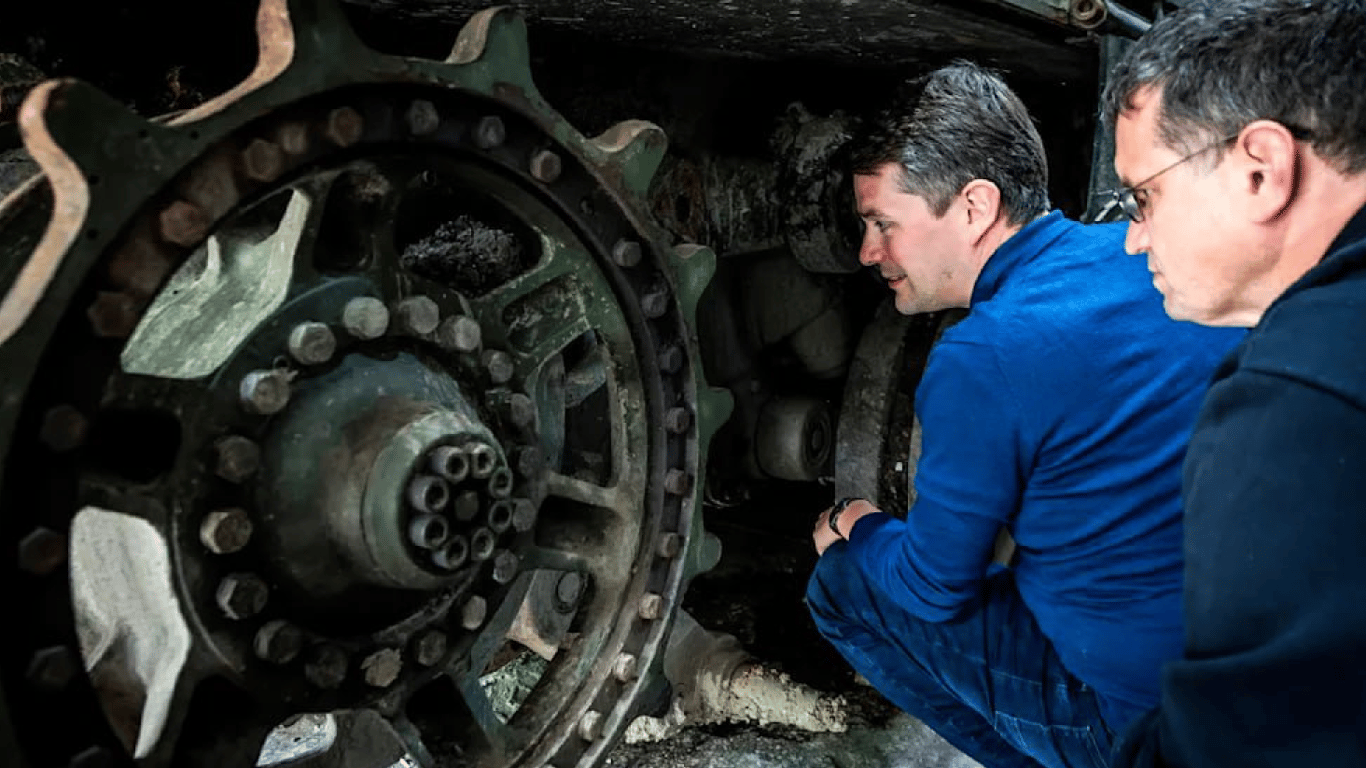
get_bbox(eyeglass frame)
[1098,123,1314,224]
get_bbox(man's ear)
[960,179,1003,243]
[1234,120,1299,224]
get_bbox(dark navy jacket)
[846,212,1245,732]
[1115,206,1366,767]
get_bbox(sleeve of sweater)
[1113,368,1366,768]
[845,333,1030,623]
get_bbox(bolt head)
[453,490,481,522]
[108,242,174,299]
[461,596,488,630]
[471,528,496,561]
[408,513,451,550]
[18,527,67,576]
[407,475,451,515]
[243,139,285,182]
[492,551,520,584]
[656,532,683,559]
[39,405,87,453]
[641,291,669,319]
[305,645,349,689]
[482,350,515,384]
[487,467,515,499]
[158,200,209,247]
[474,115,506,149]
[638,592,664,621]
[213,435,261,483]
[361,648,403,688]
[613,653,639,682]
[288,321,337,365]
[436,316,482,353]
[254,620,303,664]
[513,446,543,479]
[664,407,692,435]
[663,469,691,496]
[239,369,292,416]
[413,630,448,667]
[87,291,142,338]
[612,239,642,268]
[200,507,253,554]
[529,149,563,183]
[26,646,77,692]
[433,536,470,570]
[394,296,440,336]
[342,296,390,339]
[405,100,440,136]
[276,122,310,155]
[325,106,364,148]
[658,344,683,374]
[555,571,585,610]
[431,445,470,483]
[216,573,269,620]
[468,442,498,479]
[578,710,604,741]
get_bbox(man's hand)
[813,498,879,556]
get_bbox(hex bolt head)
[638,592,664,620]
[26,646,77,692]
[612,653,639,682]
[254,620,304,665]
[158,200,209,247]
[433,535,470,570]
[214,435,261,483]
[513,446,543,479]
[361,648,403,688]
[413,630,448,667]
[468,443,497,479]
[342,296,390,339]
[288,321,337,365]
[436,316,482,353]
[216,573,269,620]
[529,150,562,183]
[641,290,669,319]
[658,344,684,374]
[407,475,451,515]
[408,513,451,551]
[276,122,310,155]
[304,645,349,689]
[656,532,683,559]
[491,551,520,584]
[87,291,142,338]
[453,490,481,522]
[503,393,535,430]
[663,469,691,496]
[471,528,496,561]
[555,572,585,611]
[482,349,515,384]
[664,407,692,435]
[461,595,488,630]
[405,100,440,136]
[39,404,88,453]
[612,239,642,268]
[578,710,604,741]
[17,527,66,576]
[239,369,292,416]
[325,106,364,147]
[511,498,538,532]
[487,467,514,499]
[243,139,285,182]
[200,507,254,554]
[431,445,470,484]
[68,747,114,768]
[394,296,440,336]
[474,115,506,149]
[486,500,515,533]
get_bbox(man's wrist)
[828,497,862,539]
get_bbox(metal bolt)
[664,407,692,435]
[638,592,664,620]
[474,115,506,149]
[433,535,469,570]
[453,490,481,522]
[87,290,141,338]
[664,469,691,496]
[488,468,514,500]
[436,316,482,353]
[1070,0,1106,26]
[239,369,292,416]
[405,100,440,136]
[512,498,537,532]
[200,507,253,554]
[26,646,76,692]
[408,513,451,551]
[254,620,303,665]
[512,446,543,479]
[17,527,66,576]
[482,349,514,384]
[491,551,520,584]
[612,239,642,268]
[461,596,488,630]
[325,106,364,148]
[407,475,451,515]
[657,532,683,559]
[305,645,349,689]
[529,149,562,183]
[276,122,310,155]
[431,445,470,484]
[216,573,269,620]
[288,321,336,365]
[39,405,87,453]
[413,630,448,667]
[243,139,284,182]
[613,653,639,682]
[486,500,514,532]
[555,572,585,610]
[503,392,535,430]
[108,242,173,300]
[158,200,209,247]
[214,435,261,483]
[658,344,683,374]
[361,648,403,688]
[641,290,669,319]
[471,528,496,561]
[394,296,440,336]
[68,747,114,768]
[468,443,497,479]
[578,710,604,741]
[342,296,389,339]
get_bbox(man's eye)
[1134,189,1152,213]
[875,221,890,233]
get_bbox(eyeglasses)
[1099,124,1313,223]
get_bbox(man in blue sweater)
[1103,2,1366,766]
[805,63,1243,768]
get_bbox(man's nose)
[1124,219,1149,256]
[858,233,880,266]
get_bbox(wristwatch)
[828,496,861,539]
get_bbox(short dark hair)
[1102,0,1366,175]
[850,61,1050,226]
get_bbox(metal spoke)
[544,471,622,510]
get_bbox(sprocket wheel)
[0,2,731,766]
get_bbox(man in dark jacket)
[1102,1,1366,765]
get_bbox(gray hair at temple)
[1101,0,1366,174]
[850,61,1050,227]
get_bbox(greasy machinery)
[0,1,1159,766]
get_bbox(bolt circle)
[529,149,563,183]
[394,296,440,336]
[254,620,304,665]
[239,369,292,416]
[214,435,261,483]
[474,115,506,149]
[342,296,390,339]
[361,648,403,688]
[288,321,337,365]
[436,316,482,353]
[413,630,448,667]
[405,99,440,136]
[216,573,269,620]
[461,596,488,630]
[39,404,88,453]
[408,513,451,551]
[305,645,349,689]
[200,507,254,555]
[17,527,67,576]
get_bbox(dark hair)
[1102,0,1366,174]
[849,61,1050,226]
